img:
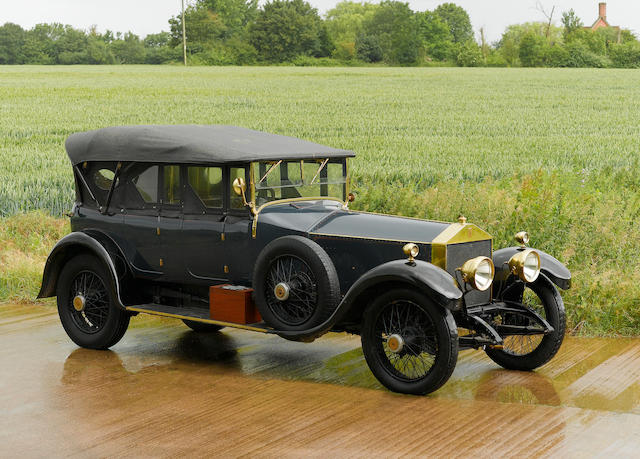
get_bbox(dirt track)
[2,302,640,457]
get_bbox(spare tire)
[253,235,340,332]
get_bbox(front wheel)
[361,288,458,395]
[486,275,566,371]
[56,254,130,350]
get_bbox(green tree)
[416,10,454,61]
[0,23,27,64]
[561,9,583,39]
[361,1,421,64]
[249,0,331,62]
[109,32,145,64]
[355,34,383,62]
[201,0,258,34]
[610,41,640,68]
[519,31,547,67]
[433,3,473,44]
[456,41,482,66]
[169,2,227,52]
[325,1,379,45]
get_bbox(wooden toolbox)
[209,285,262,324]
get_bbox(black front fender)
[276,259,462,341]
[37,232,125,309]
[493,247,571,290]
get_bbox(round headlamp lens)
[508,249,541,283]
[523,251,541,282]
[474,259,494,291]
[460,256,495,291]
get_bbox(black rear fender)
[37,231,126,309]
[493,247,571,291]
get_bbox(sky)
[2,0,639,43]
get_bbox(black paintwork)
[39,153,572,342]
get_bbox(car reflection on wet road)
[2,302,640,457]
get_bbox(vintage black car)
[39,125,571,395]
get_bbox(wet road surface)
[2,302,640,457]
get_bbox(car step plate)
[126,304,274,333]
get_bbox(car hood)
[309,209,451,244]
[255,200,452,243]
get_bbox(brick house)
[586,2,621,39]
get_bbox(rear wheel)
[486,275,565,371]
[56,254,130,350]
[361,288,458,395]
[182,319,223,333]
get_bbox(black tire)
[361,288,458,395]
[253,236,340,332]
[486,275,566,371]
[182,319,223,333]
[56,254,130,350]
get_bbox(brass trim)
[402,243,419,262]
[224,265,229,273]
[221,233,225,241]
[159,258,164,267]
[460,256,495,291]
[515,231,530,247]
[126,307,270,333]
[156,228,160,236]
[508,249,540,282]
[73,295,85,312]
[249,162,256,207]
[252,197,344,239]
[431,223,493,270]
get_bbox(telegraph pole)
[182,0,187,65]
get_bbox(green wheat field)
[1,65,640,335]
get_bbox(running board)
[126,304,274,334]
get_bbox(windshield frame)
[249,157,350,210]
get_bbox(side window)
[163,165,181,205]
[133,166,159,204]
[188,166,223,208]
[93,168,116,191]
[229,167,246,210]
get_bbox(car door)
[223,166,254,284]
[120,163,163,277]
[157,164,184,282]
[181,164,227,283]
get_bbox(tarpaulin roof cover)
[65,125,355,165]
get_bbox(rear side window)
[188,166,223,208]
[163,165,181,205]
[133,166,158,203]
[94,168,116,191]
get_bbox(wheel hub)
[387,334,405,354]
[73,294,86,312]
[274,282,290,301]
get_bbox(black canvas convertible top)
[65,125,355,166]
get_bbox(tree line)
[1,0,639,68]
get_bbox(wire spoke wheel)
[373,300,438,381]
[486,277,566,372]
[265,255,318,326]
[500,287,545,356]
[68,270,110,334]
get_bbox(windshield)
[253,158,347,207]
